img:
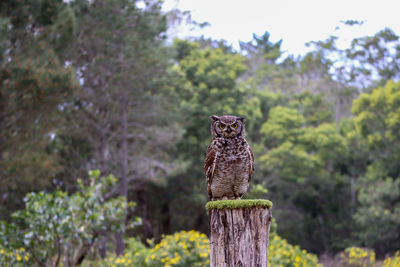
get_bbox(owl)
[204,115,254,201]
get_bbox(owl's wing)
[247,145,255,182]
[204,144,218,199]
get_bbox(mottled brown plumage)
[204,115,254,200]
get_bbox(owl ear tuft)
[209,115,219,121]
[237,116,246,123]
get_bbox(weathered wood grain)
[209,206,272,267]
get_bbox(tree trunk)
[98,131,108,259]
[98,236,107,259]
[136,185,154,240]
[116,91,128,256]
[209,205,272,267]
[0,105,4,182]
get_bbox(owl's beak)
[226,127,231,133]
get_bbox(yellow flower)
[169,255,181,264]
[200,252,208,258]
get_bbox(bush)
[145,230,209,267]
[339,247,376,267]
[268,234,321,267]
[91,230,321,267]
[0,170,137,266]
[102,253,136,267]
[384,251,400,267]
[0,246,30,266]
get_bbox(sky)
[163,0,400,56]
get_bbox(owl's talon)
[233,193,241,200]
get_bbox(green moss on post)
[205,199,273,211]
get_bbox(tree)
[352,80,400,256]
[69,0,179,254]
[157,39,263,234]
[346,28,400,89]
[258,101,357,253]
[0,0,78,219]
[239,31,296,94]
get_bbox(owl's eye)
[232,123,238,128]
[219,123,226,129]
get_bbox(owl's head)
[209,115,246,139]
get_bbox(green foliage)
[289,92,334,125]
[339,247,376,267]
[0,247,30,266]
[70,0,176,188]
[145,230,209,267]
[259,99,352,253]
[241,31,283,64]
[89,230,320,267]
[163,39,260,233]
[2,0,400,260]
[352,80,400,254]
[0,0,78,219]
[268,234,321,267]
[301,123,347,162]
[51,6,77,55]
[82,238,149,267]
[355,176,400,252]
[125,237,150,266]
[0,17,10,65]
[0,171,137,266]
[205,199,272,210]
[244,184,269,199]
[384,251,400,267]
[352,80,400,153]
[178,47,245,92]
[261,106,305,145]
[91,231,209,267]
[346,28,400,87]
[102,254,136,267]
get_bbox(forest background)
[1,0,400,266]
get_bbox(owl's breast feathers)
[204,137,254,199]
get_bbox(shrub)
[339,247,376,267]
[268,234,321,267]
[384,251,400,267]
[145,230,209,267]
[102,253,136,267]
[0,170,137,266]
[0,246,30,266]
[91,230,321,267]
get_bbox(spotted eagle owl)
[204,115,254,201]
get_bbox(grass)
[205,199,273,210]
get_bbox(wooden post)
[206,200,272,267]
